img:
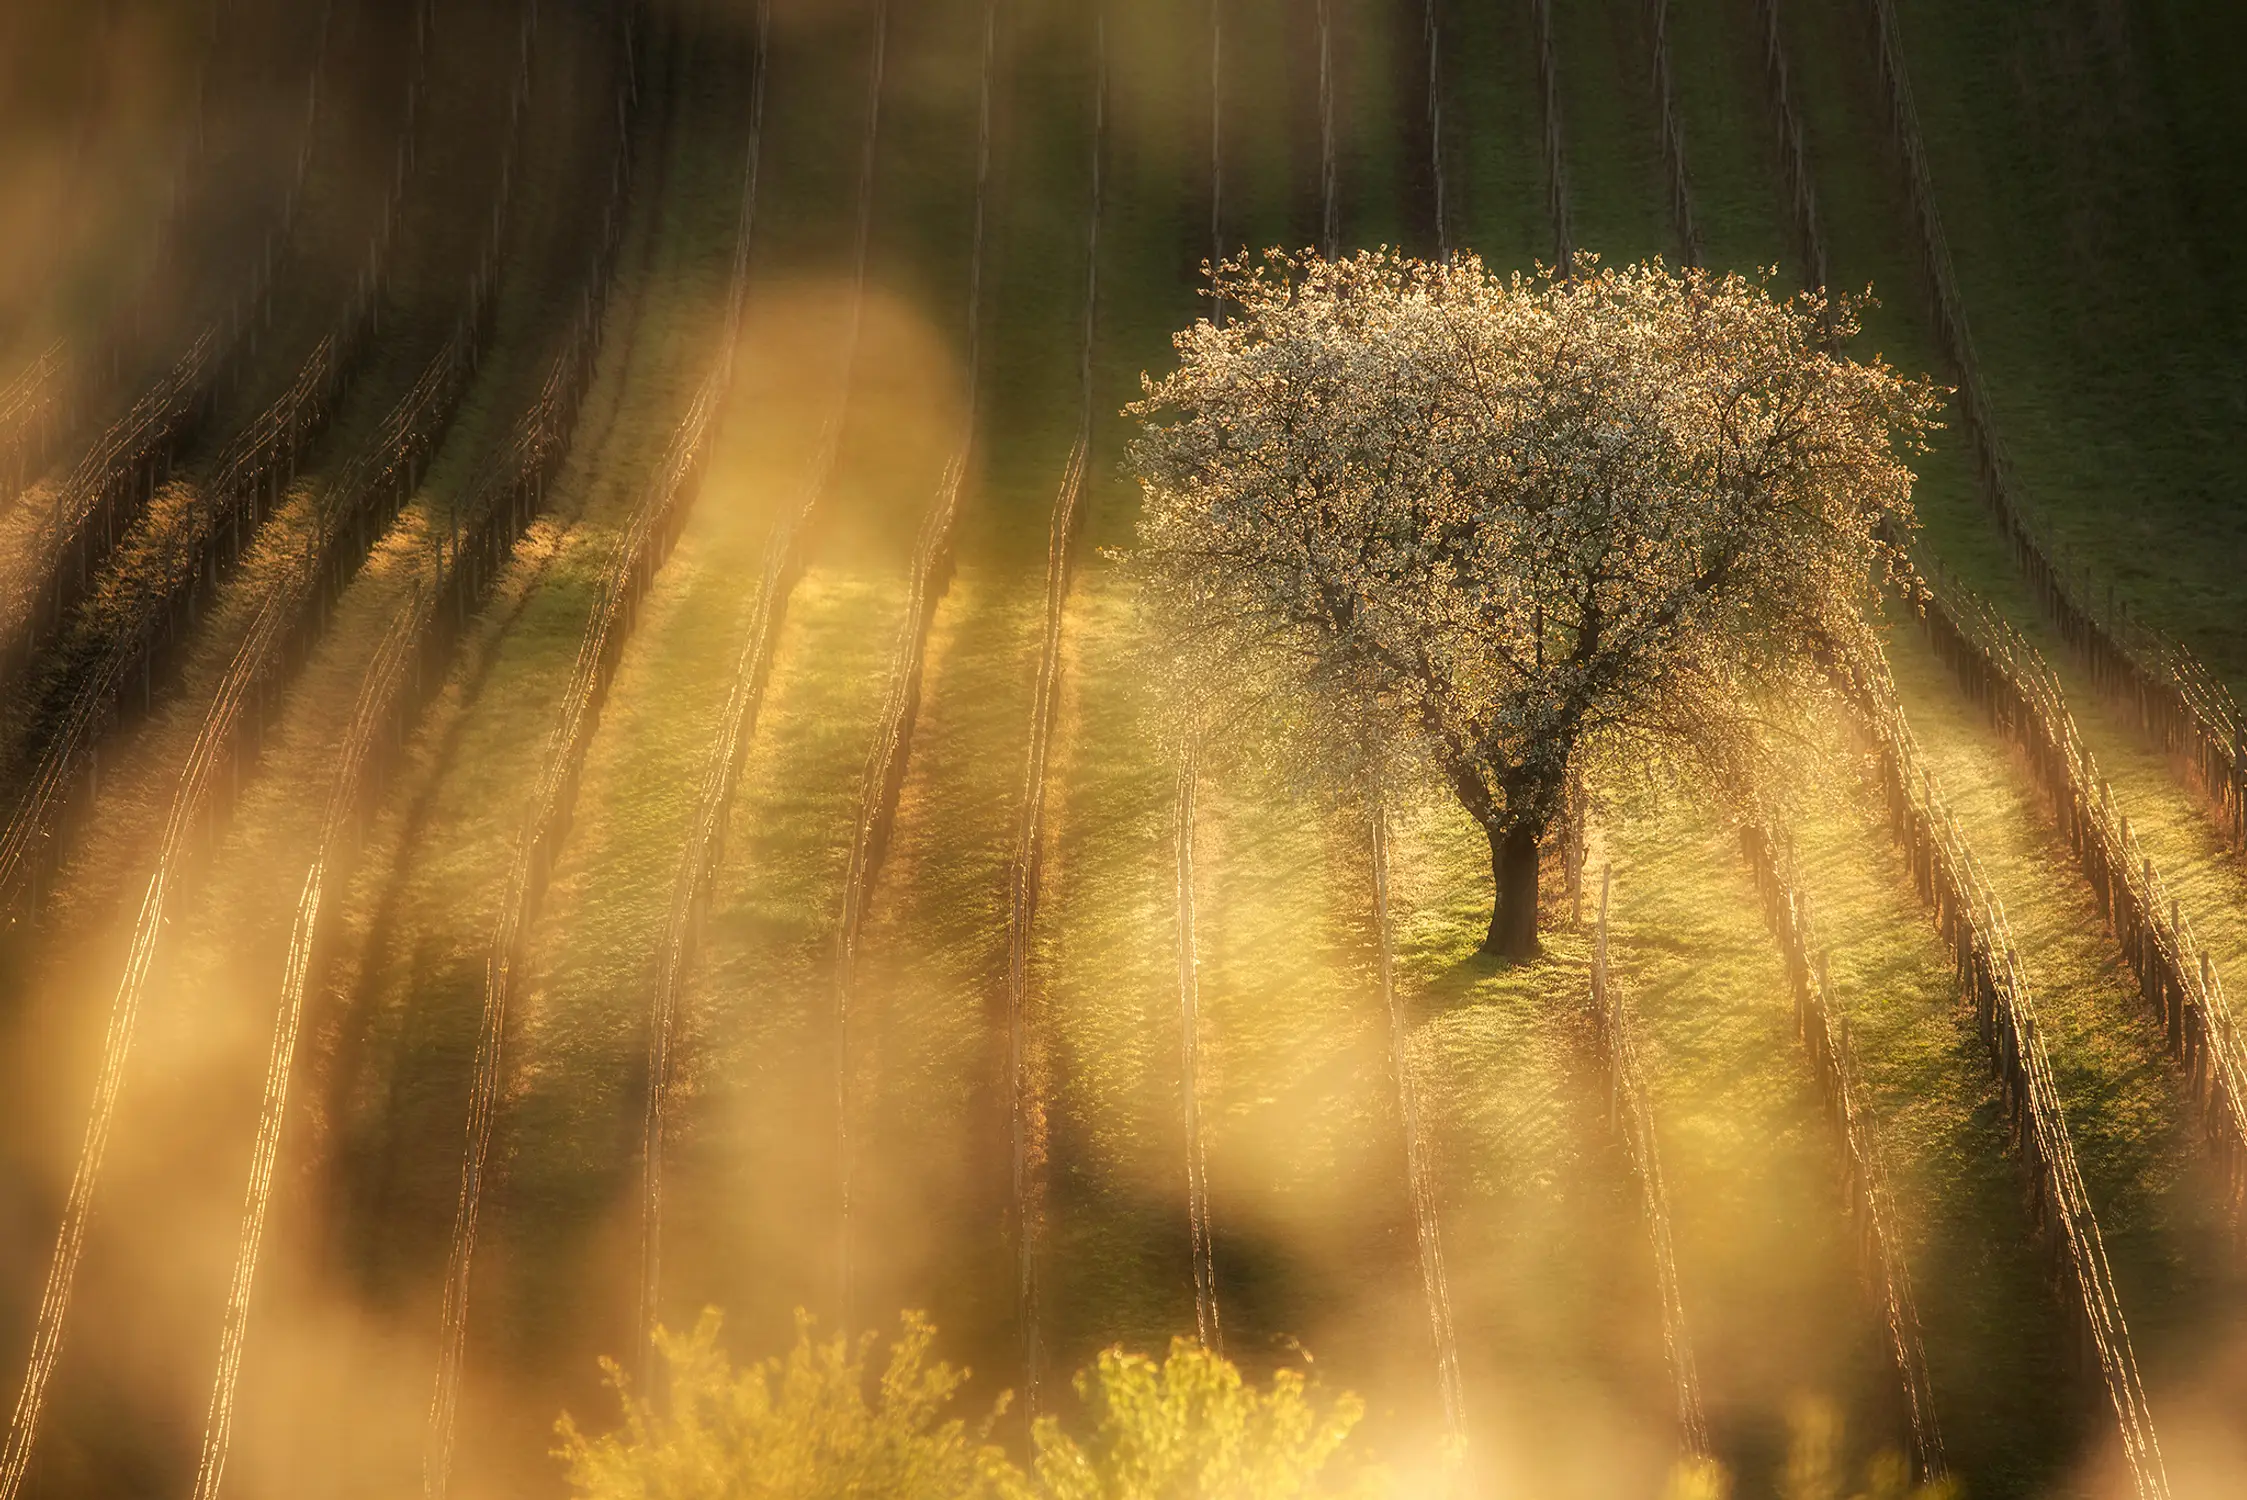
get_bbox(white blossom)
[1128,250,1938,956]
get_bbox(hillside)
[0,2,2243,1497]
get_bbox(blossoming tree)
[1130,252,1934,958]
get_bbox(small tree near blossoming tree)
[1129,251,1936,958]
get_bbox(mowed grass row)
[1898,509,2247,1084]
[1882,622,2247,1414]
[1447,4,1922,1488]
[382,24,793,1497]
[1663,0,1806,289]
[652,0,1167,1407]
[1437,0,1548,269]
[828,0,1107,1409]
[2034,650,2247,1035]
[509,0,985,1446]
[1662,13,2247,1481]
[1879,0,2247,689]
[292,52,738,1500]
[1781,724,2079,1498]
[74,15,701,1496]
[0,6,625,1493]
[1174,767,1428,1441]
[1546,0,1670,264]
[1378,790,1666,1496]
[1597,792,1890,1485]
[992,0,1466,1442]
[476,0,1032,1477]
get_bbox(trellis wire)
[1739,826,1943,1479]
[1856,0,2245,848]
[1646,0,1698,267]
[1833,640,2170,1500]
[1588,865,1710,1456]
[637,0,774,1391]
[418,6,648,1492]
[1176,743,1222,1351]
[1896,555,2247,1219]
[1003,7,1106,1418]
[1369,799,1466,1442]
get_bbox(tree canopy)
[1129,252,1937,956]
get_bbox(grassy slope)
[1439,0,1547,272]
[1383,789,1670,1497]
[0,4,619,1494]
[1839,0,2247,1129]
[637,0,962,1401]
[1886,622,2247,1414]
[1704,6,2247,1475]
[1497,0,2247,1490]
[6,0,2243,1494]
[1548,0,1671,268]
[1786,743,2076,1498]
[832,0,1096,1410]
[1600,792,1889,1487]
[167,18,697,1494]
[1887,0,2247,690]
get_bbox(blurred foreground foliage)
[554,1310,1383,1499]
[559,1313,1953,1499]
[1663,1397,1960,1500]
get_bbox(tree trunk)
[1484,821,1542,959]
